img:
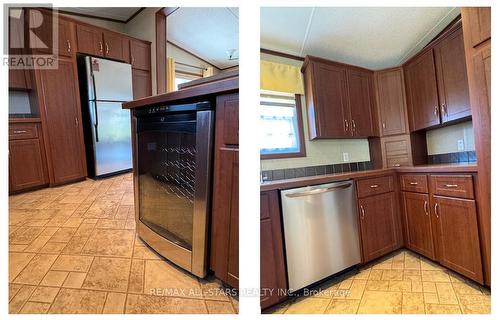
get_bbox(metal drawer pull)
[370,184,379,188]
[360,205,365,219]
[13,130,28,134]
[67,39,71,52]
[392,164,401,167]
[409,182,418,185]
[286,183,352,198]
[434,203,439,218]
[423,201,429,215]
[445,184,458,188]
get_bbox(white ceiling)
[58,7,141,22]
[261,7,461,70]
[167,7,239,69]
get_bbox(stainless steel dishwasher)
[281,180,361,292]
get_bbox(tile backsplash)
[427,151,476,164]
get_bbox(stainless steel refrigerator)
[78,56,133,178]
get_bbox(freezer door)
[88,57,133,101]
[91,101,132,176]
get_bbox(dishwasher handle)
[285,183,352,198]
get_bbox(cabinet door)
[103,31,126,61]
[466,7,491,47]
[375,68,407,136]
[260,190,287,310]
[58,18,75,57]
[308,62,349,138]
[434,28,471,123]
[132,69,152,99]
[9,139,47,192]
[359,192,398,262]
[346,68,374,137]
[9,69,29,90]
[404,50,440,131]
[36,58,86,184]
[403,192,435,259]
[130,40,151,71]
[433,196,483,283]
[76,24,103,56]
[226,150,239,288]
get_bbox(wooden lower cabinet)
[403,192,435,259]
[260,190,287,310]
[359,192,399,262]
[9,137,48,192]
[433,196,483,283]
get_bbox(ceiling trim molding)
[167,40,222,71]
[260,48,304,61]
[57,8,145,24]
[398,7,461,65]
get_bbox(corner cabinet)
[211,93,239,288]
[260,190,287,310]
[34,57,87,185]
[302,56,375,139]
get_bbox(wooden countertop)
[260,163,477,191]
[122,75,238,109]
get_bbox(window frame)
[260,94,306,160]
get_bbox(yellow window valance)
[260,60,304,94]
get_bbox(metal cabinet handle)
[370,184,379,188]
[131,54,135,64]
[434,203,439,218]
[99,41,103,53]
[445,184,458,188]
[409,182,418,185]
[360,205,365,219]
[285,183,352,198]
[351,119,356,132]
[75,117,79,127]
[434,106,439,117]
[13,130,28,134]
[105,43,110,55]
[392,164,401,167]
[423,200,429,215]
[67,39,71,52]
[382,122,386,129]
[344,119,349,132]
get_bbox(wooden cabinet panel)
[9,123,38,140]
[103,31,126,61]
[359,192,398,262]
[430,175,474,199]
[260,190,287,310]
[9,137,47,192]
[9,69,30,90]
[58,18,75,57]
[466,7,491,47]
[26,10,74,57]
[76,24,103,56]
[211,93,239,288]
[304,60,349,138]
[381,135,412,168]
[347,69,374,136]
[132,69,152,99]
[434,28,471,123]
[400,174,428,193]
[404,50,440,131]
[130,40,151,71]
[375,68,407,136]
[357,175,394,198]
[36,58,86,184]
[433,196,483,283]
[221,97,239,146]
[403,192,435,259]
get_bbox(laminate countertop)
[122,75,238,109]
[260,163,477,191]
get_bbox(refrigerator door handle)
[94,101,99,142]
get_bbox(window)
[175,72,201,90]
[260,90,305,159]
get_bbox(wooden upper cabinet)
[466,7,491,47]
[404,50,440,131]
[359,192,398,262]
[434,28,471,123]
[76,24,103,56]
[9,69,31,90]
[103,31,128,62]
[433,196,483,283]
[346,68,374,137]
[375,68,408,136]
[130,40,151,70]
[36,58,86,184]
[403,192,435,259]
[58,18,75,57]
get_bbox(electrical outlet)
[457,139,465,151]
[342,152,349,162]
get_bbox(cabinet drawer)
[9,123,39,140]
[431,175,474,199]
[357,175,394,198]
[387,156,411,168]
[400,174,428,193]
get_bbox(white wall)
[167,42,219,76]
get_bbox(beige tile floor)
[267,250,490,314]
[9,174,238,314]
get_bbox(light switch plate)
[342,152,349,162]
[457,139,465,151]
